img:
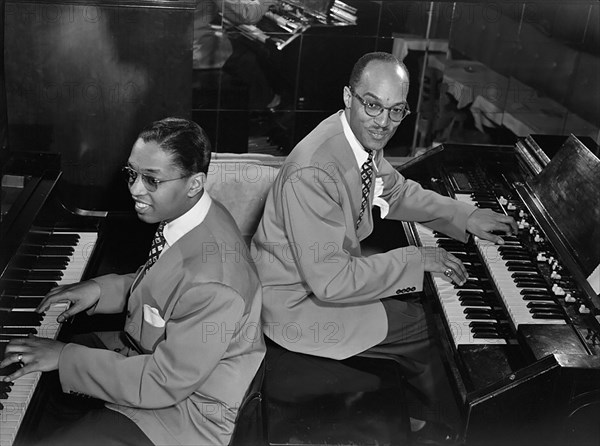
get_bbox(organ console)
[397,135,600,445]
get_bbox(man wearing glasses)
[1,118,265,445]
[252,52,516,444]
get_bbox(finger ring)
[444,268,453,277]
[17,354,23,363]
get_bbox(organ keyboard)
[398,135,600,445]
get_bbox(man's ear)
[187,172,206,198]
[343,86,352,109]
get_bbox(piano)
[0,0,192,441]
[0,151,156,446]
[394,135,600,445]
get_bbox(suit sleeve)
[280,166,424,304]
[377,156,476,242]
[87,273,137,315]
[58,282,245,408]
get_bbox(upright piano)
[393,135,600,445]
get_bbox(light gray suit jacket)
[251,111,475,359]
[58,200,265,445]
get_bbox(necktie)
[146,221,166,271]
[356,150,374,229]
[130,222,165,292]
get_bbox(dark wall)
[4,0,195,210]
[0,0,7,163]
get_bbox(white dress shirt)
[340,112,390,218]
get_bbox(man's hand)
[418,247,468,285]
[466,208,518,245]
[37,280,101,323]
[1,336,65,382]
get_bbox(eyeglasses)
[349,87,411,122]
[122,166,189,192]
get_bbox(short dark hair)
[348,52,409,90]
[137,117,211,175]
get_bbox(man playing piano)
[251,52,518,444]
[1,118,266,445]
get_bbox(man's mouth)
[368,129,388,140]
[134,200,150,212]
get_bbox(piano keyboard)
[0,231,97,446]
[454,194,566,328]
[415,224,511,346]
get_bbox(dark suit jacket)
[251,111,474,359]
[58,199,265,445]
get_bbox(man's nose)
[374,109,390,127]
[129,174,146,195]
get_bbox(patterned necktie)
[146,221,166,271]
[356,150,374,229]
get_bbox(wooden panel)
[4,0,195,210]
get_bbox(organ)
[397,135,600,445]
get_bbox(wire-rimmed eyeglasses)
[122,166,189,192]
[349,86,411,122]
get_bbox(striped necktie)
[356,150,374,229]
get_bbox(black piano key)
[24,233,80,246]
[0,297,16,310]
[501,253,533,261]
[4,298,43,310]
[472,332,504,339]
[508,265,538,272]
[464,307,504,317]
[0,312,43,326]
[531,313,566,320]
[460,299,492,307]
[0,392,8,399]
[518,288,550,296]
[505,260,534,267]
[3,270,63,281]
[464,309,505,320]
[526,302,560,309]
[457,290,495,296]
[469,321,511,330]
[20,245,75,256]
[0,281,58,294]
[511,272,542,278]
[0,327,37,336]
[10,255,70,270]
[499,248,528,256]
[515,280,548,287]
[522,294,555,301]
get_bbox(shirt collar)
[163,191,212,248]
[340,111,378,171]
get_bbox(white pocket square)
[143,304,166,328]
